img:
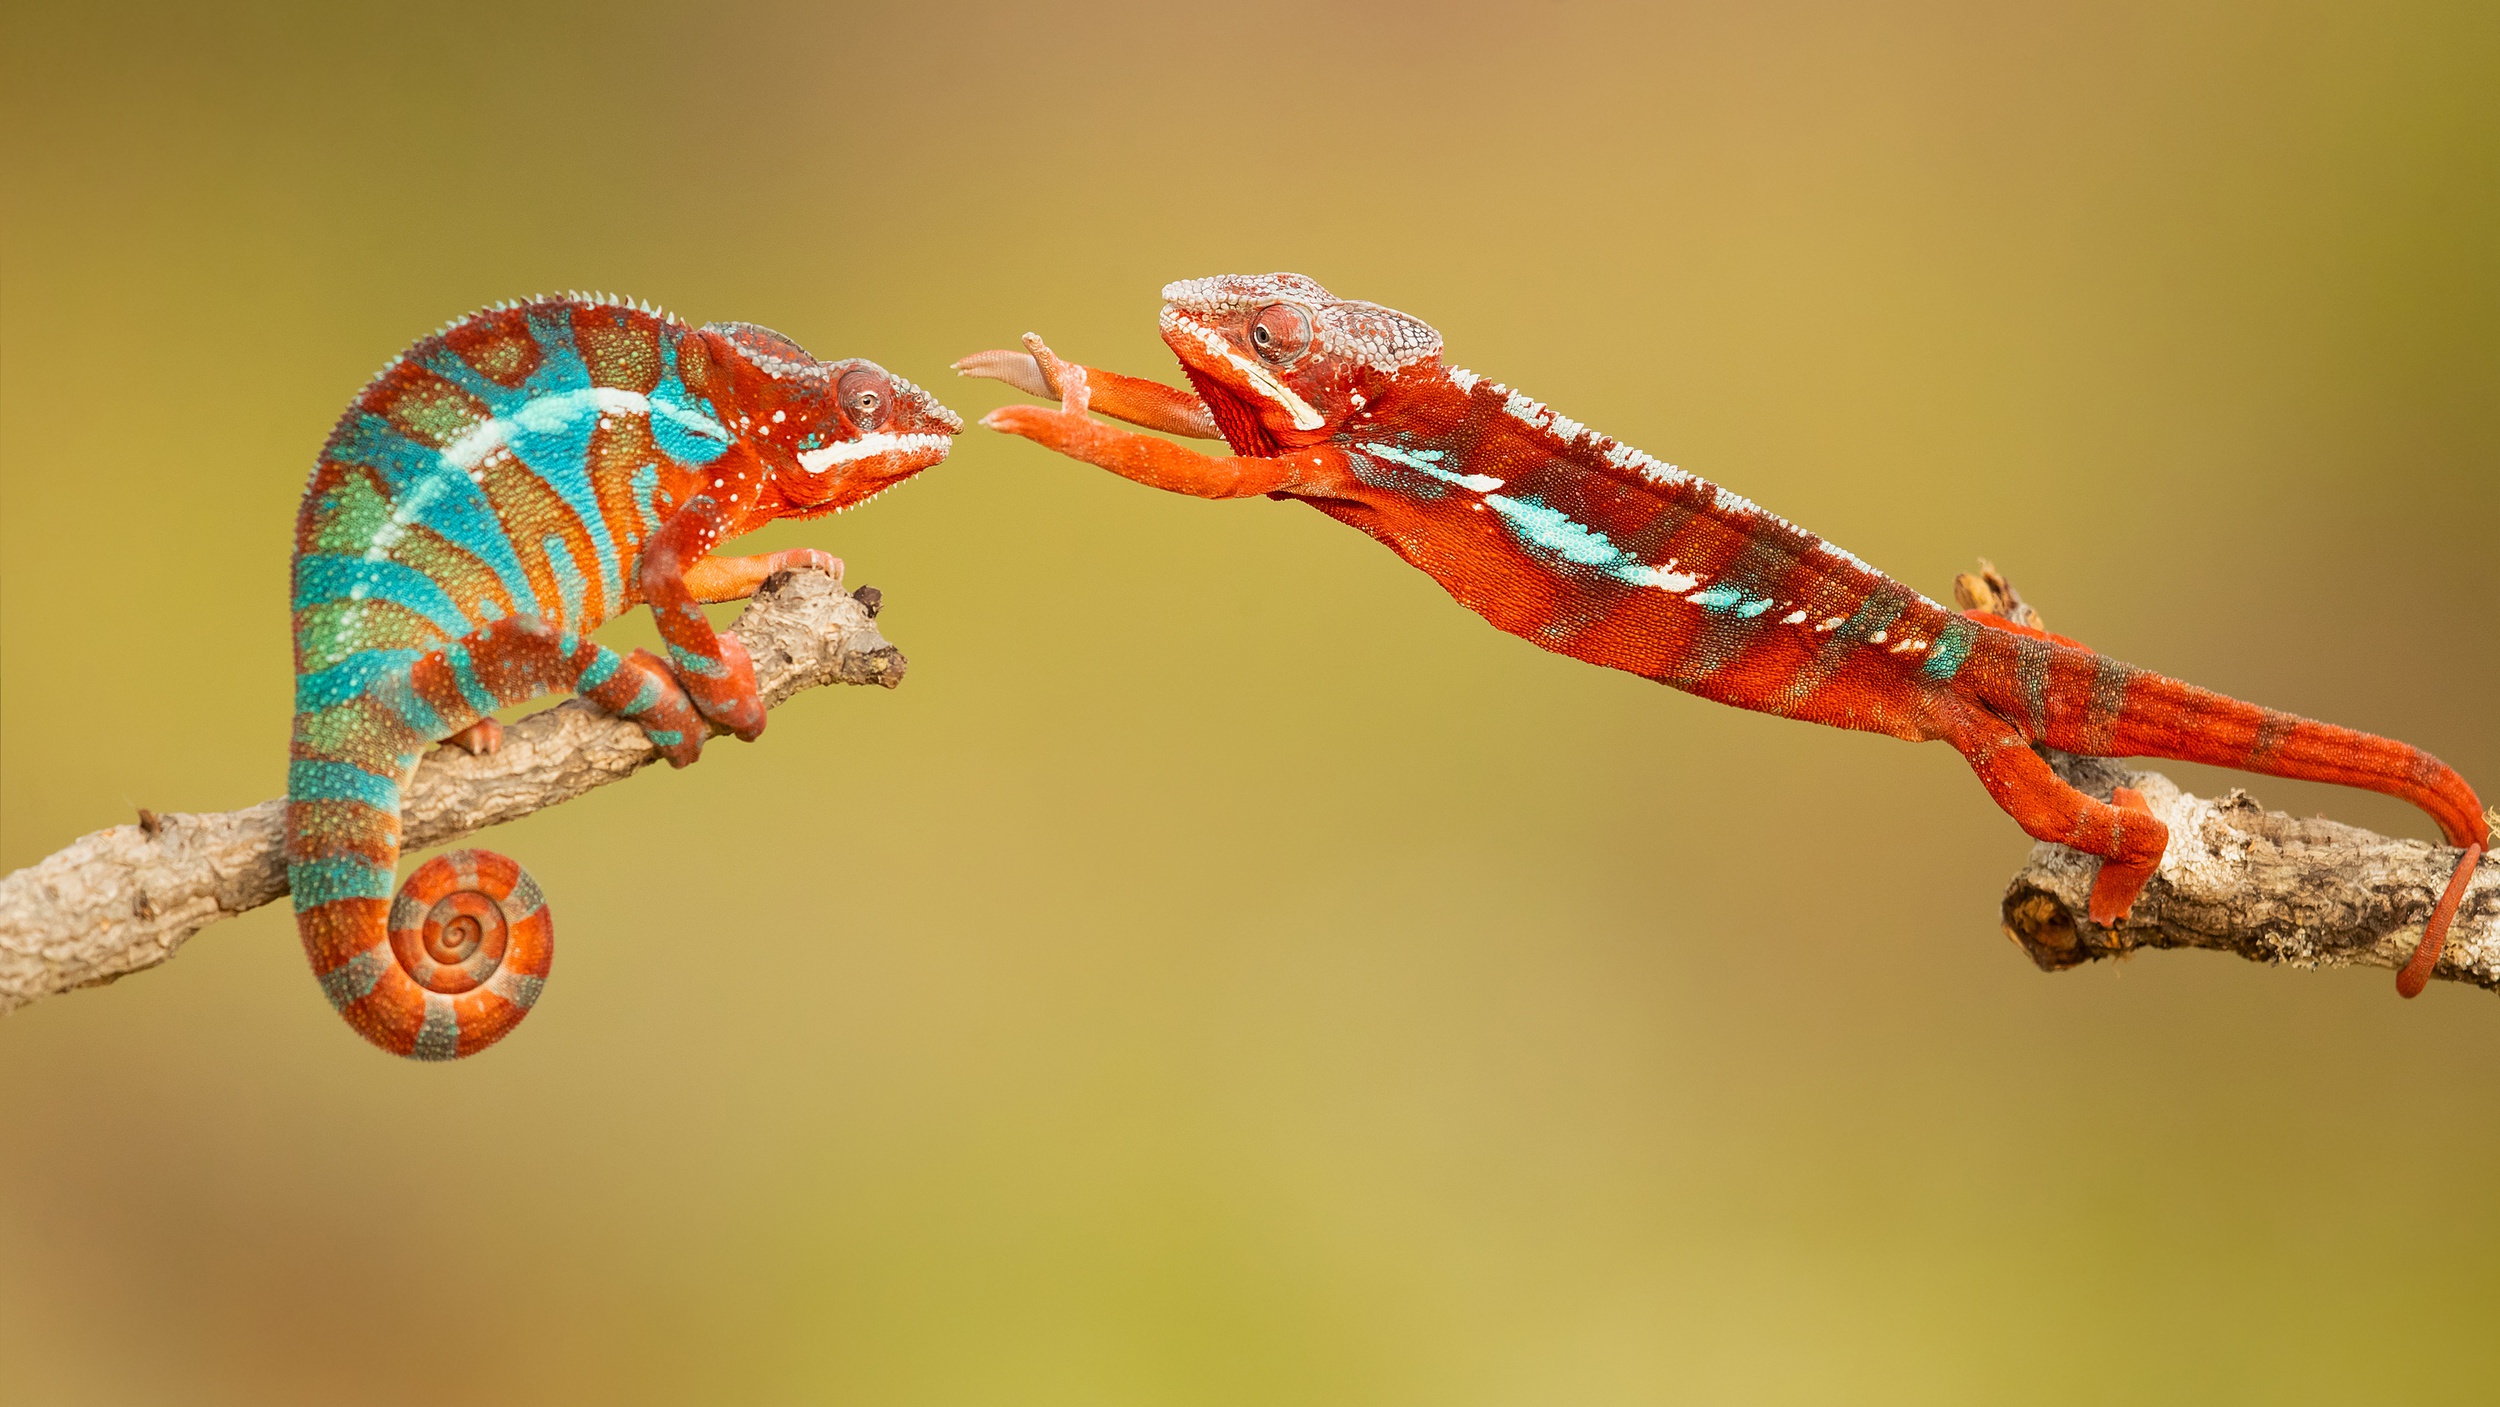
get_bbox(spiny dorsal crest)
[1162,272,1444,377]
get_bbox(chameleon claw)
[441,717,504,756]
[1020,333,1090,415]
[2085,786,2164,926]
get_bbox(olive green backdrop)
[3,2,2494,1402]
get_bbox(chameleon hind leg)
[406,614,711,768]
[1947,709,2168,925]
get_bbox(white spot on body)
[1620,564,1702,593]
[1360,442,1504,491]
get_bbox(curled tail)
[288,718,553,1060]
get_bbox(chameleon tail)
[288,710,552,1060]
[2060,661,2487,996]
[2083,670,2486,850]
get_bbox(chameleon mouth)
[796,432,955,476]
[1160,306,1326,431]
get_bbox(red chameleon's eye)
[835,368,891,430]
[1247,304,1313,365]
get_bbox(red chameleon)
[959,272,2487,996]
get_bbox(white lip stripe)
[797,432,951,474]
[1177,319,1325,430]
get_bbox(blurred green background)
[4,2,2495,1402]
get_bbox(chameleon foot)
[441,717,504,756]
[678,632,767,743]
[2087,786,2164,926]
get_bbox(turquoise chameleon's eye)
[836,367,891,431]
[1249,303,1312,365]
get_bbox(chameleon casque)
[960,272,2488,996]
[291,294,959,1059]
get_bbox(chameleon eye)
[836,368,891,430]
[1248,303,1312,365]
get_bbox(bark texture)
[1955,564,2499,994]
[2000,754,2500,993]
[0,569,902,1014]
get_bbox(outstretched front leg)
[983,402,1336,499]
[682,548,841,604]
[958,334,1222,439]
[976,334,1344,499]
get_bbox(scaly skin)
[292,294,960,1058]
[961,273,2486,997]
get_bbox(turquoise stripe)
[668,643,727,679]
[621,672,662,716]
[503,396,622,603]
[286,760,401,811]
[441,642,502,714]
[327,412,539,618]
[630,462,664,529]
[542,533,589,654]
[648,334,732,467]
[576,644,622,692]
[1483,493,1627,569]
[367,669,448,737]
[292,554,471,636]
[1921,617,1977,681]
[296,650,424,711]
[290,856,396,908]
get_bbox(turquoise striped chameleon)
[290,294,958,1059]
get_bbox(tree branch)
[1956,564,2500,995]
[0,569,904,1014]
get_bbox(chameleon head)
[1157,273,1443,450]
[700,321,963,517]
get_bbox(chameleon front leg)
[958,334,1221,439]
[682,549,841,604]
[640,477,771,741]
[983,402,1341,500]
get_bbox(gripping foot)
[2087,786,2163,926]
